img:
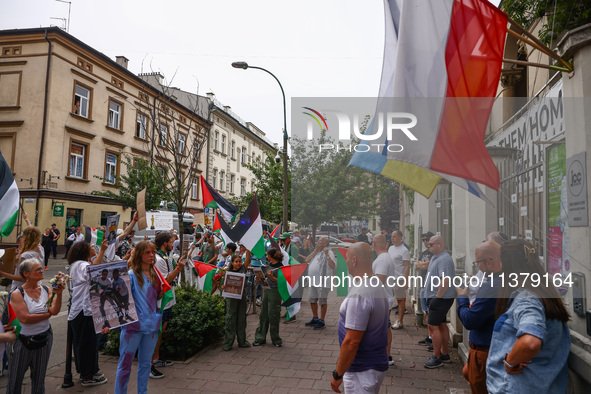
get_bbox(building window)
[73,83,91,118]
[214,131,219,151]
[193,140,201,160]
[221,135,226,154]
[230,174,235,194]
[136,112,147,139]
[108,99,122,129]
[231,141,236,159]
[177,134,186,155]
[159,124,167,147]
[219,171,225,192]
[212,169,218,189]
[240,178,246,196]
[69,142,86,178]
[192,177,199,199]
[241,147,246,164]
[105,153,118,184]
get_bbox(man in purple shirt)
[330,242,390,393]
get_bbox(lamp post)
[232,61,289,231]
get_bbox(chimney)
[116,56,129,69]
[206,92,215,101]
[224,105,231,112]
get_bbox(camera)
[274,153,281,164]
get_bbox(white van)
[132,211,195,244]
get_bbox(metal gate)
[435,183,452,252]
[496,145,545,257]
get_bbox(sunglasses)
[428,243,436,247]
[422,238,430,242]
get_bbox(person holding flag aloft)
[222,250,252,351]
[114,241,163,394]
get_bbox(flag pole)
[506,17,573,72]
[502,58,571,72]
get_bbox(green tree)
[504,0,591,45]
[231,152,290,224]
[93,154,169,210]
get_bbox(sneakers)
[238,342,251,348]
[391,320,404,330]
[439,353,451,363]
[313,319,326,330]
[252,341,264,346]
[80,371,105,381]
[256,298,262,306]
[305,317,320,327]
[424,355,443,369]
[153,359,174,367]
[418,336,432,346]
[388,356,395,366]
[427,345,434,352]
[149,365,164,379]
[81,376,108,386]
[274,343,283,347]
[44,266,49,270]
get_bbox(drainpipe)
[206,103,214,181]
[35,29,52,226]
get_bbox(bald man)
[456,241,502,393]
[331,243,390,393]
[423,235,456,369]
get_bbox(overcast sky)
[2,0,501,147]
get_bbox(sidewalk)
[38,291,469,393]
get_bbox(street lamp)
[232,61,289,231]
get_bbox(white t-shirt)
[388,244,411,278]
[372,252,395,307]
[308,249,336,288]
[68,233,85,244]
[68,260,92,319]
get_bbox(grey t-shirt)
[424,250,456,299]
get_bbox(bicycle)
[245,269,256,314]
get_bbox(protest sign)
[222,271,245,300]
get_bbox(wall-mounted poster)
[547,143,570,276]
[89,261,137,333]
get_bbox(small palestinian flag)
[0,151,19,237]
[335,248,348,297]
[192,260,217,293]
[84,225,104,246]
[8,302,21,337]
[200,175,238,223]
[217,195,266,259]
[213,212,232,246]
[154,266,173,311]
[270,222,281,238]
[277,263,307,320]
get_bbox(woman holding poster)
[253,248,284,347]
[67,241,109,387]
[222,251,251,351]
[115,241,163,394]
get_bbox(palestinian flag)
[8,302,21,337]
[154,266,173,311]
[200,175,238,223]
[84,225,104,246]
[335,248,348,297]
[192,260,217,293]
[270,222,281,238]
[0,152,19,237]
[213,212,232,246]
[277,263,308,320]
[217,195,265,259]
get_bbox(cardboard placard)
[136,188,147,231]
[106,215,120,245]
[182,234,193,257]
[222,271,246,299]
[0,248,17,276]
[88,261,138,333]
[253,266,270,289]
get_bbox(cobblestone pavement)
[11,282,470,393]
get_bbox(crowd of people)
[0,212,574,393]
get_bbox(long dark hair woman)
[115,241,163,394]
[67,241,109,386]
[7,257,64,394]
[253,247,284,347]
[486,240,570,394]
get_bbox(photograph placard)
[253,266,270,289]
[88,261,138,333]
[222,271,245,300]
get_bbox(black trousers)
[70,311,100,379]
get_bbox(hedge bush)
[103,284,226,360]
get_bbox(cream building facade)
[0,27,210,245]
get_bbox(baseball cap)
[279,232,291,240]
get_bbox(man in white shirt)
[304,237,336,330]
[388,230,411,329]
[67,227,85,245]
[372,234,396,366]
